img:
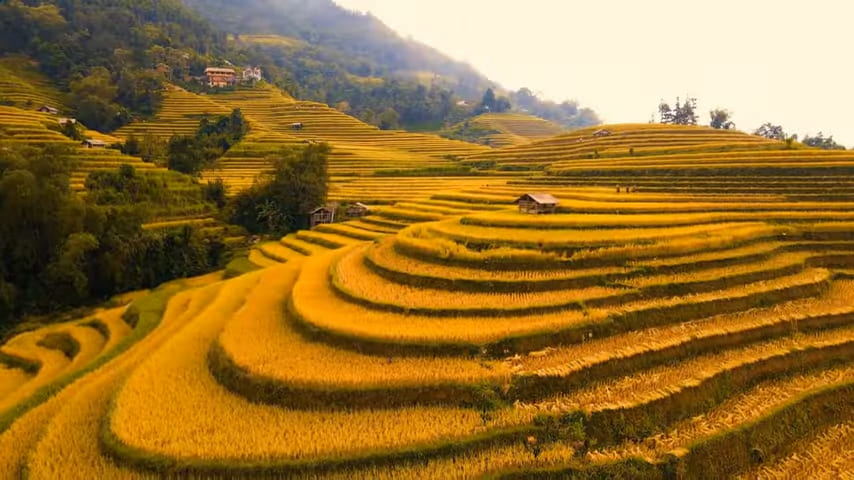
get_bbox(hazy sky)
[334,0,853,146]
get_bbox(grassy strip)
[0,283,184,435]
[491,271,829,356]
[207,340,498,409]
[288,271,829,358]
[295,231,350,249]
[99,394,537,476]
[393,226,784,271]
[35,332,80,360]
[366,241,803,296]
[335,250,806,318]
[0,351,40,375]
[581,339,854,447]
[83,319,111,341]
[224,256,261,279]
[498,380,854,479]
[510,309,854,402]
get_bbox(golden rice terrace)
[1,72,854,477]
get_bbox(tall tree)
[709,109,735,129]
[658,97,698,125]
[802,132,846,150]
[228,143,331,234]
[754,123,786,140]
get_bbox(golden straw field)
[2,71,854,478]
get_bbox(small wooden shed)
[38,105,59,115]
[592,129,611,137]
[310,205,336,227]
[290,122,304,130]
[514,193,559,214]
[346,202,370,218]
[83,138,107,148]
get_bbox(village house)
[310,205,336,227]
[242,66,263,82]
[204,67,237,88]
[345,202,370,218]
[592,128,612,137]
[58,117,77,127]
[83,138,107,148]
[38,105,59,115]
[514,193,559,214]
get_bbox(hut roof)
[515,193,558,205]
[310,205,335,214]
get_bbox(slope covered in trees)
[182,0,490,99]
[180,0,600,131]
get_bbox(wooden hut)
[83,139,107,148]
[38,105,59,115]
[310,205,336,227]
[514,193,558,214]
[346,202,370,218]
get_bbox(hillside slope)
[182,0,491,99]
[442,112,566,147]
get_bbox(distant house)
[204,67,237,88]
[310,205,336,227]
[58,117,77,126]
[514,193,559,214]
[346,202,370,218]
[155,63,171,79]
[83,138,107,148]
[592,129,611,137]
[242,66,263,82]
[38,105,59,115]
[456,100,469,107]
[290,122,304,130]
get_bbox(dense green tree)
[709,109,735,129]
[228,143,330,235]
[659,97,698,125]
[754,123,786,140]
[0,143,226,330]
[167,135,205,175]
[139,132,168,164]
[69,67,128,132]
[378,107,400,130]
[167,109,247,175]
[802,132,846,150]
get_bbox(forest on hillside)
[0,0,599,132]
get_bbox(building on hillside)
[242,66,263,82]
[515,193,559,214]
[58,117,77,126]
[290,122,304,130]
[204,67,237,88]
[155,63,171,79]
[310,205,336,227]
[38,105,59,115]
[346,202,370,218]
[592,129,611,137]
[83,138,107,148]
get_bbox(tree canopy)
[228,143,330,235]
[709,109,735,129]
[658,97,698,125]
[0,143,224,330]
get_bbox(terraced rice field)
[0,56,65,109]
[3,70,854,477]
[113,85,231,140]
[449,112,566,147]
